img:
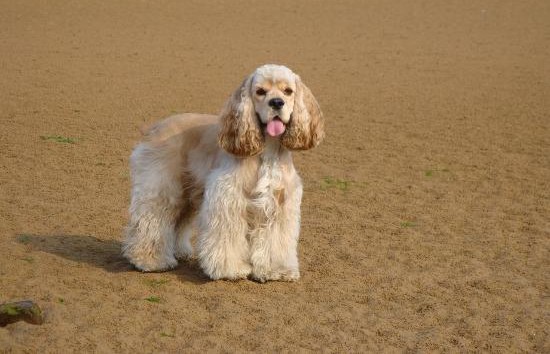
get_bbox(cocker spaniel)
[122,64,324,282]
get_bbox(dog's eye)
[284,88,294,96]
[256,88,267,96]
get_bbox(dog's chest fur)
[248,141,287,225]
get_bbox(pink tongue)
[266,119,286,137]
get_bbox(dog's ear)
[218,75,264,157]
[281,75,324,150]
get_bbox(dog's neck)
[262,137,284,162]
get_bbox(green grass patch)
[144,278,170,288]
[321,177,350,191]
[40,135,76,144]
[400,221,416,228]
[16,234,32,244]
[145,296,161,303]
[425,168,451,177]
[320,177,368,191]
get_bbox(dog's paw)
[278,269,300,282]
[202,261,252,281]
[250,273,268,283]
[174,247,193,261]
[130,255,178,272]
[175,227,194,260]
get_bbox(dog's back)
[143,113,218,147]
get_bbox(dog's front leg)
[250,181,302,282]
[196,166,251,280]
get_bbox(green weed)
[320,177,369,191]
[40,135,76,144]
[425,168,450,177]
[144,279,170,288]
[145,296,161,303]
[321,177,350,191]
[16,234,32,244]
[400,221,416,228]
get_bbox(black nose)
[268,97,285,109]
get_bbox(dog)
[122,64,324,282]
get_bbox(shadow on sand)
[15,233,208,284]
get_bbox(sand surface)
[1,0,549,352]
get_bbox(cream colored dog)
[122,64,324,282]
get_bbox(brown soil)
[1,0,549,352]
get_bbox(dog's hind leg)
[122,144,181,272]
[175,218,195,260]
[124,201,179,272]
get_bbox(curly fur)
[281,78,325,150]
[122,64,324,282]
[218,77,265,157]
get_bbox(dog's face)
[251,65,297,137]
[218,64,324,157]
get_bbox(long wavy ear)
[281,76,325,150]
[218,75,264,157]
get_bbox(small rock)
[0,300,44,326]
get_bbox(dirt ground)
[1,0,549,352]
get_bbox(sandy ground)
[1,0,549,352]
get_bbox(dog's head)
[218,64,324,157]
